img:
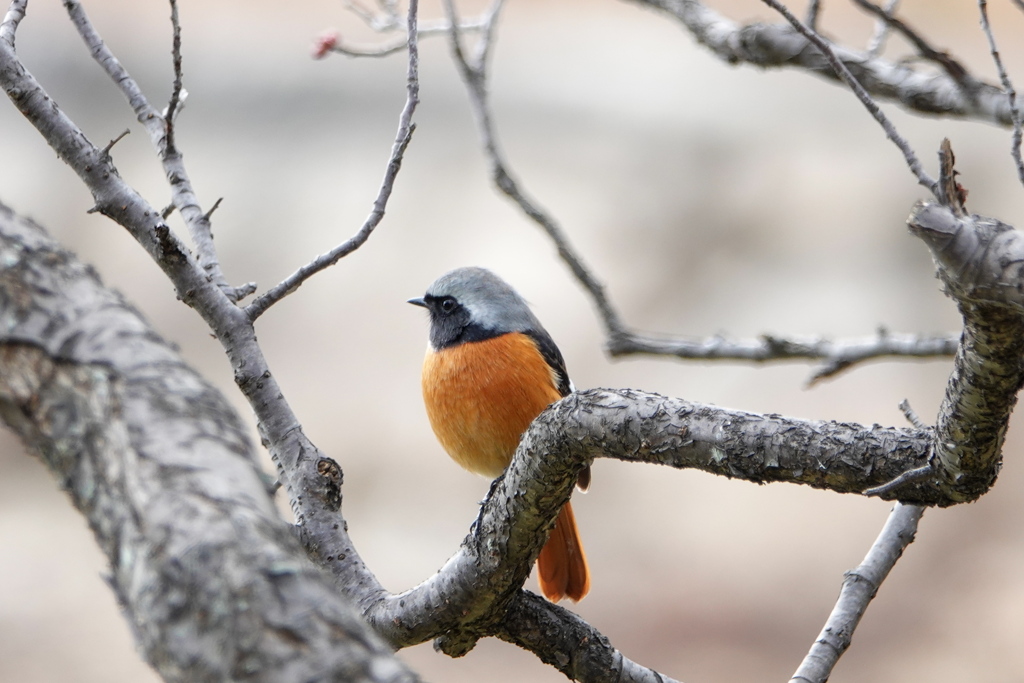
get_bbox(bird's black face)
[410,293,473,350]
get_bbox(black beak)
[407,297,427,308]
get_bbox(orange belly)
[422,332,562,477]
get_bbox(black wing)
[525,328,572,397]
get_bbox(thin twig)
[321,18,489,58]
[203,197,223,221]
[328,37,409,58]
[443,0,627,340]
[851,0,979,99]
[164,0,184,153]
[898,398,929,430]
[345,0,392,29]
[978,0,1024,188]
[805,0,821,30]
[866,0,900,57]
[101,128,131,155]
[245,0,421,320]
[63,0,235,295]
[863,464,933,497]
[790,503,924,683]
[611,329,958,383]
[759,0,938,195]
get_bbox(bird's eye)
[440,297,457,314]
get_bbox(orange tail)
[537,501,590,602]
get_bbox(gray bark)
[0,203,417,683]
[630,0,1015,127]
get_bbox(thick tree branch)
[629,0,1016,128]
[908,204,1024,500]
[496,592,682,683]
[0,204,416,683]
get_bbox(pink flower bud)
[312,30,340,60]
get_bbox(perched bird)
[409,267,590,602]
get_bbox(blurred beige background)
[2,1,1023,681]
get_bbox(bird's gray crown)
[425,267,542,335]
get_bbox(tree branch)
[790,503,924,683]
[610,329,959,385]
[865,0,901,57]
[0,203,417,683]
[63,0,239,295]
[850,0,979,97]
[908,206,1024,500]
[759,0,937,194]
[978,0,1024,188]
[245,0,421,320]
[163,0,185,149]
[442,0,955,380]
[442,0,626,341]
[628,0,1015,130]
[1,0,392,636]
[496,591,683,683]
[315,14,490,58]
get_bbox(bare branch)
[164,0,184,151]
[246,0,421,320]
[609,329,959,384]
[863,464,934,497]
[0,0,26,44]
[101,128,131,155]
[906,145,1024,501]
[0,205,418,683]
[340,387,942,666]
[805,0,821,30]
[496,592,683,683]
[908,203,1024,501]
[326,35,410,58]
[866,0,900,57]
[63,0,234,295]
[759,0,937,194]
[0,0,377,617]
[851,0,979,99]
[629,0,1015,128]
[898,398,929,430]
[978,0,1024,188]
[790,503,924,683]
[314,7,491,59]
[1,5,189,274]
[443,0,627,341]
[443,0,954,379]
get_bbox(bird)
[409,266,590,603]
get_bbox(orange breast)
[422,332,562,478]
